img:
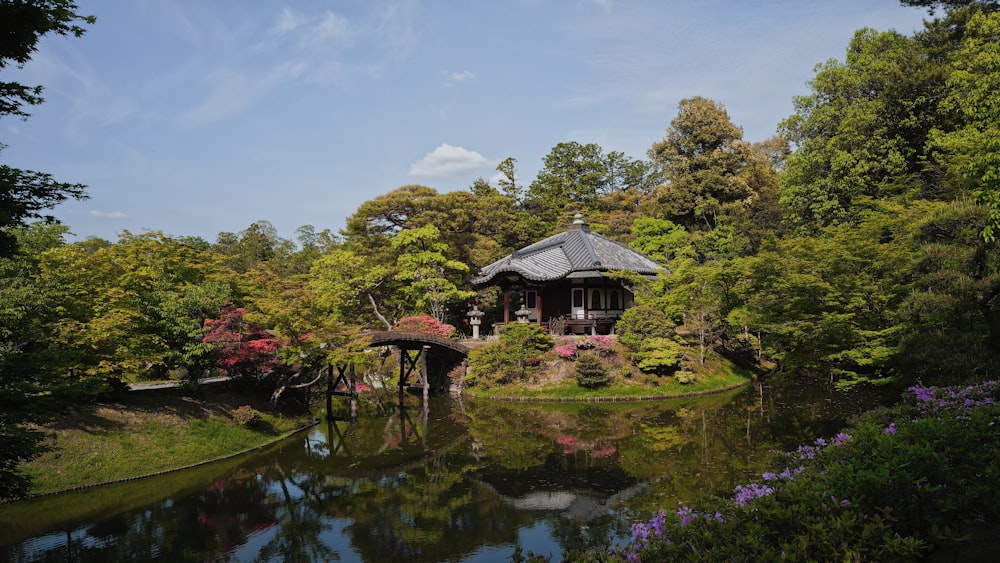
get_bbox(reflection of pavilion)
[477,481,647,523]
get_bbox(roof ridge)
[577,229,601,268]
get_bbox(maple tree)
[203,306,281,379]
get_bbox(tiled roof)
[471,222,663,285]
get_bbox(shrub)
[636,337,684,375]
[394,315,457,338]
[232,405,264,429]
[674,370,697,384]
[584,381,1000,562]
[575,354,611,389]
[466,323,552,388]
[554,342,578,359]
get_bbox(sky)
[3,0,931,244]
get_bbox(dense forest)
[3,0,1000,499]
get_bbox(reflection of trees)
[6,468,281,562]
[243,463,337,563]
[6,383,893,561]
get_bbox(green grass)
[21,391,312,495]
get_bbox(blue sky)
[3,0,930,244]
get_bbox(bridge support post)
[350,363,358,418]
[327,363,357,421]
[397,347,423,408]
[421,345,430,404]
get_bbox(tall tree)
[524,142,650,227]
[778,27,949,232]
[644,97,753,231]
[925,10,1000,239]
[0,0,95,501]
[1,1,94,259]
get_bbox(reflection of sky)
[15,529,112,557]
[228,516,362,563]
[462,522,561,563]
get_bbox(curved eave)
[471,265,662,287]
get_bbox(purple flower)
[733,483,774,506]
[833,432,852,446]
[650,510,666,535]
[883,423,896,435]
[631,522,649,542]
[677,506,694,527]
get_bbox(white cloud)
[409,144,491,178]
[88,210,128,219]
[311,11,352,44]
[275,8,306,34]
[442,70,475,85]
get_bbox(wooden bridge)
[368,331,471,357]
[369,331,470,404]
[326,331,471,421]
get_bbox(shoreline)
[479,379,752,402]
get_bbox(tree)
[202,305,281,380]
[524,142,651,226]
[1,1,94,260]
[1,1,96,495]
[308,244,403,331]
[925,11,1000,239]
[390,224,474,324]
[778,27,949,232]
[897,200,1000,378]
[900,0,999,13]
[25,231,231,382]
[645,97,753,231]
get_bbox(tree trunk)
[368,293,393,330]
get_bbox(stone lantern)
[467,305,485,339]
[514,304,531,323]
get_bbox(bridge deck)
[369,331,470,356]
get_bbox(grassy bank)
[20,390,313,495]
[465,352,754,400]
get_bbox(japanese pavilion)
[471,215,664,335]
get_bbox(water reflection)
[0,381,893,562]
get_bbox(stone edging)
[483,381,751,402]
[25,418,320,500]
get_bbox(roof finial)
[573,213,585,225]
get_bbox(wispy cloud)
[442,70,475,85]
[409,144,491,178]
[88,210,128,219]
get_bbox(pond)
[0,380,895,562]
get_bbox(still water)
[0,381,892,562]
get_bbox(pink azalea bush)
[394,315,457,338]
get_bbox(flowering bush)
[545,380,1000,562]
[554,335,616,360]
[393,315,457,338]
[232,405,264,428]
[554,343,578,359]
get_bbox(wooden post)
[503,289,511,324]
[325,365,333,421]
[398,348,406,407]
[349,363,358,419]
[421,345,430,403]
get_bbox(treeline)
[3,2,1000,498]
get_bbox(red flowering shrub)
[203,305,281,378]
[394,315,456,338]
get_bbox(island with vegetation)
[3,0,1000,559]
